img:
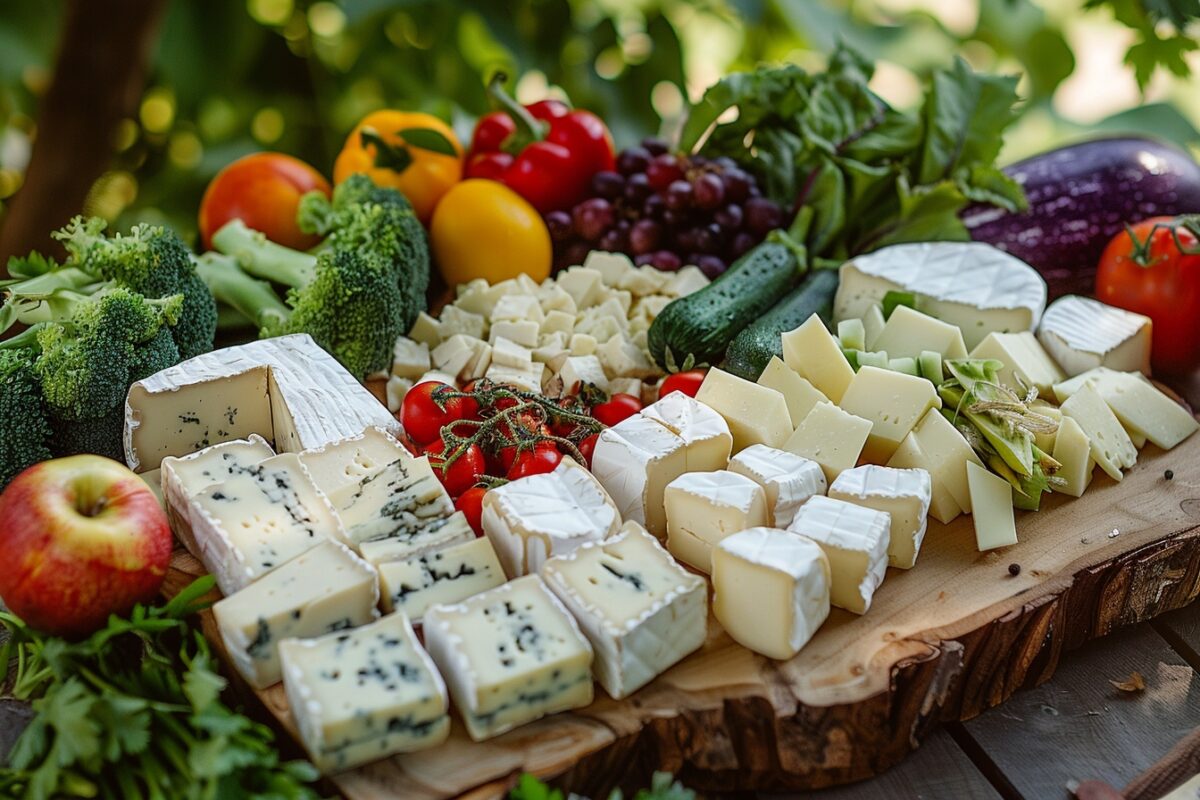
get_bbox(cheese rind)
[639,391,733,471]
[378,537,506,620]
[1059,383,1137,481]
[784,402,873,483]
[836,366,941,463]
[829,466,931,569]
[423,575,594,741]
[590,415,687,538]
[786,495,890,615]
[890,409,983,516]
[213,540,379,689]
[1037,295,1152,377]
[728,444,827,528]
[966,462,1017,551]
[279,613,449,772]
[693,369,791,452]
[297,426,411,497]
[781,314,855,403]
[664,471,769,573]
[541,522,707,699]
[712,527,830,660]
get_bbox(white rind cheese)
[1037,295,1152,377]
[279,614,449,772]
[125,334,399,472]
[639,391,733,471]
[787,495,890,615]
[422,575,594,741]
[378,537,507,620]
[590,415,687,537]
[213,540,379,689]
[541,521,707,699]
[664,470,768,573]
[829,465,931,569]
[160,434,274,542]
[728,444,827,528]
[712,527,830,660]
[297,426,411,497]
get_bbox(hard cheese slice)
[1059,382,1137,481]
[784,401,873,484]
[787,495,889,615]
[1052,415,1095,497]
[665,470,768,573]
[728,444,827,528]
[297,426,412,497]
[541,521,707,699]
[829,465,932,569]
[970,331,1065,399]
[1053,369,1198,450]
[423,575,594,741]
[870,305,968,360]
[756,356,830,428]
[279,613,449,772]
[966,462,1017,551]
[378,537,506,620]
[837,366,941,463]
[781,314,855,403]
[694,368,792,453]
[712,527,830,660]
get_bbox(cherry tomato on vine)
[455,487,487,536]
[400,382,471,446]
[658,370,707,400]
[591,393,643,427]
[507,444,563,479]
[425,439,487,497]
[577,433,599,467]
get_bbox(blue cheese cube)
[378,537,507,620]
[297,426,411,497]
[280,614,450,772]
[160,434,274,542]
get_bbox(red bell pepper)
[465,75,615,213]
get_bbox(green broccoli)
[0,346,52,485]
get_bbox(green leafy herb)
[881,290,916,319]
[1085,0,1199,89]
[509,772,695,800]
[0,577,321,800]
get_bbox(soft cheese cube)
[1052,416,1095,497]
[664,266,709,297]
[538,285,577,316]
[558,355,610,393]
[756,356,829,428]
[540,309,576,336]
[781,314,855,403]
[871,305,968,360]
[837,366,941,463]
[408,311,442,347]
[966,462,1017,551]
[491,293,544,324]
[541,521,707,699]
[892,409,981,515]
[784,401,872,483]
[391,337,431,380]
[609,377,644,398]
[386,376,412,413]
[640,391,733,470]
[452,278,491,315]
[829,466,931,569]
[491,337,533,369]
[569,333,597,356]
[583,250,635,286]
[786,495,889,614]
[488,319,539,348]
[712,527,830,660]
[557,266,606,308]
[694,368,791,452]
[423,575,594,741]
[432,335,490,382]
[1037,295,1152,377]
[486,360,547,393]
[483,458,620,577]
[597,335,656,379]
[189,453,341,594]
[213,540,379,689]
[969,331,1065,399]
[590,415,687,537]
[728,444,826,528]
[280,613,449,772]
[1059,383,1137,481]
[664,471,768,573]
[438,305,486,340]
[378,537,507,620]
[160,434,275,540]
[297,426,411,497]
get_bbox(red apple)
[0,455,172,638]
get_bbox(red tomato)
[425,440,486,497]
[591,393,643,427]
[198,152,330,251]
[455,487,487,536]
[1096,216,1200,375]
[507,444,563,479]
[658,370,708,400]
[577,433,599,467]
[401,382,471,446]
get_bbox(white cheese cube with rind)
[871,305,968,360]
[694,368,792,453]
[483,458,620,577]
[160,434,275,539]
[279,613,449,772]
[728,444,826,528]
[713,527,830,660]
[639,391,733,471]
[541,521,707,699]
[1037,295,1152,377]
[837,366,941,463]
[590,415,687,538]
[297,426,411,497]
[784,401,873,484]
[213,540,379,689]
[378,537,507,620]
[664,470,769,573]
[423,575,594,741]
[1059,383,1137,481]
[829,465,931,569]
[969,331,1065,399]
[1052,415,1095,497]
[899,409,982,514]
[781,314,855,404]
[786,495,890,615]
[756,357,829,429]
[966,462,1017,551]
[391,337,431,380]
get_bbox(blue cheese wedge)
[423,575,594,741]
[213,540,379,689]
[279,613,450,772]
[541,521,707,699]
[378,537,506,620]
[188,453,342,594]
[829,466,931,569]
[787,495,890,615]
[160,434,275,543]
[297,426,412,497]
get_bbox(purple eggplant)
[964,136,1200,298]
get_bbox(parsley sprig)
[509,771,695,800]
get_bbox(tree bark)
[0,0,167,271]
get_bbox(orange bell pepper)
[333,110,463,224]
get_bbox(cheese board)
[161,403,1200,798]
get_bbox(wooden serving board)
[164,430,1200,799]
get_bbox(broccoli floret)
[48,403,125,461]
[0,346,53,486]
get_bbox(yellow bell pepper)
[431,179,551,286]
[333,110,463,224]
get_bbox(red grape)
[642,137,669,156]
[723,169,753,203]
[545,210,573,241]
[664,180,693,210]
[591,170,625,199]
[693,173,725,210]
[629,219,662,254]
[624,172,652,203]
[745,196,783,235]
[617,146,651,175]
[715,204,743,230]
[650,250,682,270]
[694,254,726,278]
[573,198,614,241]
[647,154,684,190]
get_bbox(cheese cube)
[488,319,539,348]
[871,305,968,360]
[574,307,625,342]
[781,314,855,403]
[279,613,449,772]
[583,249,636,286]
[483,458,620,577]
[541,521,707,699]
[609,377,644,398]
[664,265,709,298]
[728,444,826,528]
[1054,369,1198,450]
[1037,295,1152,376]
[619,265,670,296]
[491,293,544,324]
[886,433,962,525]
[664,471,768,573]
[438,305,487,340]
[591,415,687,538]
[712,527,830,660]
[1059,383,1137,481]
[894,409,982,514]
[491,337,534,369]
[391,337,431,380]
[694,368,792,452]
[966,462,1017,551]
[540,309,575,335]
[409,311,442,346]
[862,304,886,349]
[784,401,872,483]
[297,426,411,497]
[416,370,457,388]
[557,266,606,308]
[829,466,931,569]
[837,366,941,463]
[452,278,491,316]
[598,335,656,379]
[786,495,890,614]
[538,285,577,316]
[1052,415,1095,497]
[433,335,490,382]
[756,356,829,428]
[639,391,733,470]
[632,294,672,325]
[569,333,597,356]
[189,453,341,594]
[160,434,274,540]
[423,575,594,741]
[486,360,547,392]
[385,376,413,413]
[213,540,379,689]
[558,355,610,393]
[969,331,1065,399]
[378,537,507,620]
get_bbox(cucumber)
[888,356,919,376]
[647,238,804,371]
[723,268,839,381]
[857,350,889,370]
[919,350,944,385]
[837,319,866,350]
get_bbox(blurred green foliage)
[0,0,1197,246]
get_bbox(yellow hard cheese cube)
[871,305,968,360]
[784,401,872,483]
[781,314,854,403]
[969,331,1065,399]
[756,356,829,428]
[694,368,792,453]
[837,366,941,463]
[966,462,1017,551]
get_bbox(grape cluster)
[548,138,783,277]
